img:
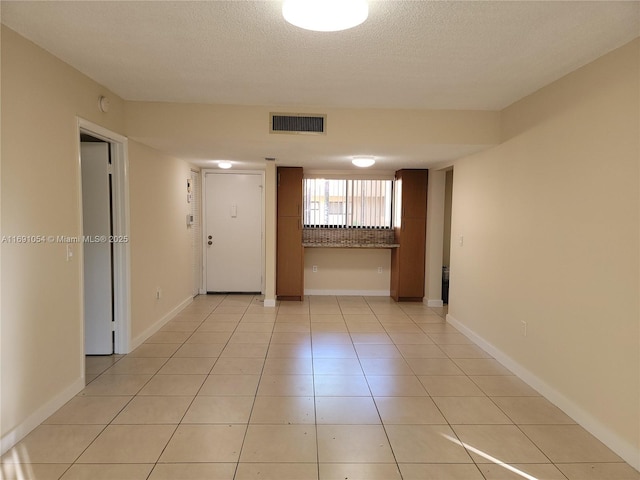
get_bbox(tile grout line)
[9,296,632,479]
[361,296,406,480]
[310,304,321,480]
[68,306,209,480]
[142,294,222,479]
[231,295,277,480]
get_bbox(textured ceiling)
[2,1,639,168]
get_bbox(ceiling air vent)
[270,113,326,135]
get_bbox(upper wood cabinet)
[391,169,428,302]
[396,169,428,219]
[277,167,303,218]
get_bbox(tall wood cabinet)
[276,167,304,300]
[390,169,428,302]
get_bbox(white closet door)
[81,142,113,355]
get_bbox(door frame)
[201,169,265,295]
[190,169,203,296]
[77,117,131,355]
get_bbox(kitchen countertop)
[302,242,399,248]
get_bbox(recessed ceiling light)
[352,156,375,168]
[282,0,368,32]
[218,161,232,169]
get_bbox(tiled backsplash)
[303,228,395,246]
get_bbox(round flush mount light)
[218,161,232,169]
[282,0,368,32]
[352,156,375,168]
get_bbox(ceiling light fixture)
[282,0,369,32]
[352,156,375,168]
[218,161,232,169]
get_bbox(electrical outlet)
[156,288,162,300]
[521,320,527,337]
[377,267,383,273]
[66,244,73,262]
[312,265,318,273]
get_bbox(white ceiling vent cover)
[270,113,326,134]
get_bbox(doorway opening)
[442,169,454,305]
[80,135,114,355]
[77,118,130,375]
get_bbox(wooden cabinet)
[390,169,428,302]
[399,170,428,218]
[277,167,303,217]
[276,167,304,300]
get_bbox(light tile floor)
[2,295,639,480]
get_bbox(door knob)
[208,240,213,245]
[208,235,212,240]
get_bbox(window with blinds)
[303,178,393,228]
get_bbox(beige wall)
[0,26,194,449]
[304,248,391,294]
[264,162,277,304]
[449,38,639,466]
[124,101,500,164]
[129,141,194,345]
[124,101,501,145]
[123,91,501,303]
[425,170,445,305]
[0,26,125,440]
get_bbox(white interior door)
[205,172,262,292]
[81,142,113,355]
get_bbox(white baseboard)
[447,313,640,472]
[263,299,276,307]
[426,299,444,307]
[304,289,390,296]
[130,295,194,350]
[1,377,85,455]
[1,296,195,457]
